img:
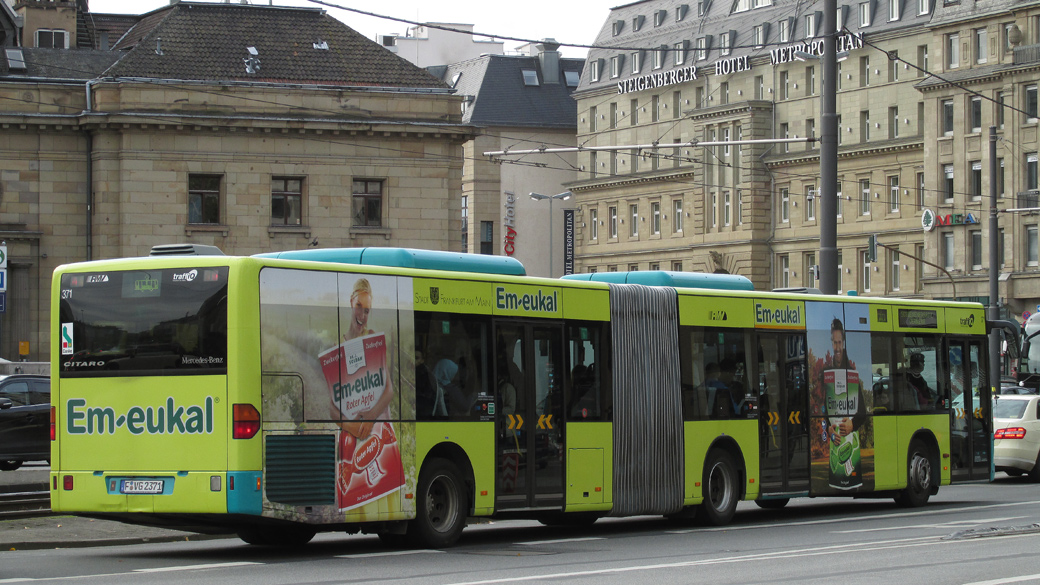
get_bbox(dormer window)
[564,70,580,87]
[889,0,900,20]
[35,29,67,49]
[610,55,623,78]
[653,46,666,69]
[697,0,707,15]
[590,60,601,82]
[805,13,816,38]
[676,4,688,21]
[860,2,871,26]
[779,18,790,42]
[753,25,764,47]
[733,0,751,13]
[654,10,667,26]
[696,37,709,60]
[612,20,624,36]
[721,32,732,56]
[631,51,642,74]
[521,69,539,86]
[633,15,645,31]
[675,41,688,65]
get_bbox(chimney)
[536,38,561,85]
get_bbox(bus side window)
[567,322,605,421]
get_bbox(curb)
[4,533,231,551]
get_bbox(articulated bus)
[51,247,995,547]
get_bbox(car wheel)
[895,439,935,507]
[699,449,740,526]
[0,460,23,471]
[408,458,467,548]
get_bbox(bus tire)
[755,498,789,510]
[699,449,740,526]
[0,460,22,471]
[895,439,935,507]
[409,458,467,548]
[237,526,315,547]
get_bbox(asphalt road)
[2,477,1039,585]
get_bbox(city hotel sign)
[616,31,864,95]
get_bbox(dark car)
[0,374,50,471]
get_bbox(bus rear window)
[58,268,228,377]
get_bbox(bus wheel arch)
[895,432,939,507]
[699,437,746,526]
[409,444,473,547]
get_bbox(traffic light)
[866,234,878,263]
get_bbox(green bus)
[50,247,994,547]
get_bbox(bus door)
[948,338,991,480]
[494,322,565,510]
[757,332,810,496]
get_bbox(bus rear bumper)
[50,471,260,515]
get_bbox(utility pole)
[819,0,839,295]
[989,126,1001,392]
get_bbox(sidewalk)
[1,514,225,551]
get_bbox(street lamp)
[529,191,572,277]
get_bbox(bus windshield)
[58,267,228,376]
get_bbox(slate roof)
[101,2,447,88]
[579,0,945,93]
[436,54,584,128]
[0,47,119,77]
[80,12,141,49]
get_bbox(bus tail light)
[63,475,74,490]
[995,427,1026,440]
[50,406,56,441]
[233,403,261,439]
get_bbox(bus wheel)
[409,459,467,548]
[0,460,23,471]
[700,449,739,526]
[237,527,315,547]
[755,498,789,510]
[895,440,934,507]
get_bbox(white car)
[993,394,1040,480]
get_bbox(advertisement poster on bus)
[259,269,417,522]
[806,301,875,494]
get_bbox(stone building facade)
[571,0,1040,322]
[0,2,470,361]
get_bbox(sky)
[86,0,616,58]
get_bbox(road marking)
[133,562,262,573]
[832,516,1028,533]
[962,574,1040,585]
[338,549,444,559]
[516,537,605,546]
[447,533,1040,585]
[667,499,1040,534]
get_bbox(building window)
[589,209,598,240]
[1027,85,1038,121]
[630,204,638,237]
[781,255,790,288]
[943,165,955,202]
[711,193,718,227]
[970,96,982,133]
[652,94,660,122]
[755,75,764,99]
[652,202,661,234]
[780,188,790,222]
[1027,153,1039,191]
[861,251,871,292]
[723,192,732,226]
[860,179,871,215]
[942,99,954,135]
[918,0,930,14]
[753,25,764,47]
[610,57,621,79]
[780,122,789,152]
[721,33,731,56]
[998,158,1005,197]
[889,0,900,19]
[860,56,869,87]
[837,250,844,293]
[836,180,844,217]
[917,45,928,78]
[780,70,789,100]
[805,186,816,221]
[1028,226,1039,266]
[35,29,67,48]
[352,179,383,227]
[188,174,222,224]
[674,199,684,233]
[522,69,540,85]
[631,52,641,75]
[696,37,708,61]
[653,47,665,69]
[891,249,900,291]
[805,252,816,287]
[609,206,618,238]
[479,221,493,254]
[860,110,870,141]
[997,91,1005,129]
[590,60,600,82]
[971,230,983,270]
[947,33,959,68]
[975,28,987,63]
[805,13,816,38]
[806,66,816,95]
[889,107,899,139]
[917,172,925,208]
[610,102,618,129]
[942,232,955,269]
[675,42,687,65]
[971,161,983,201]
[779,19,790,43]
[999,228,1006,266]
[806,118,816,146]
[271,177,302,225]
[888,51,899,82]
[1004,22,1015,52]
[889,175,900,213]
[860,2,871,26]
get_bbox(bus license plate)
[121,480,164,494]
